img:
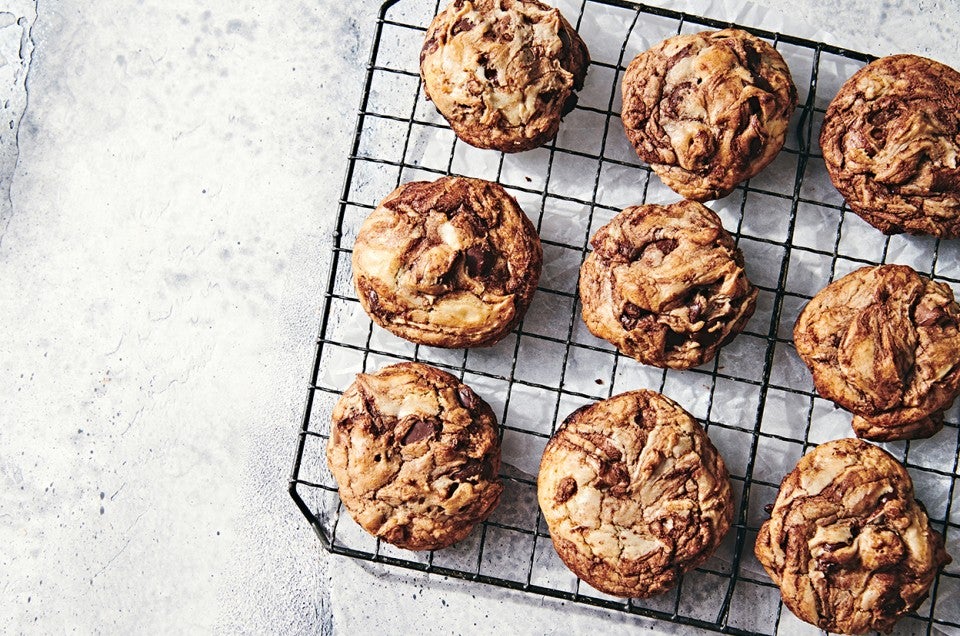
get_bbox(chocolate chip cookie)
[820,54,960,237]
[538,390,733,598]
[755,438,950,634]
[420,0,589,153]
[353,176,542,348]
[621,29,797,201]
[579,199,757,369]
[326,362,502,551]
[794,264,960,441]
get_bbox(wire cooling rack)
[289,1,960,633]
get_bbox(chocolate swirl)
[794,264,960,441]
[755,438,950,634]
[579,200,758,369]
[420,0,589,153]
[327,362,502,551]
[538,389,733,598]
[820,55,960,237]
[353,176,542,348]
[621,29,798,201]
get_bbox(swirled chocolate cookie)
[420,0,589,153]
[326,362,502,551]
[579,200,757,369]
[538,390,733,598]
[820,55,960,237]
[755,438,950,634]
[794,265,960,441]
[353,176,542,348]
[621,29,798,201]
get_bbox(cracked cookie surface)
[326,362,502,551]
[353,176,542,348]
[621,28,797,201]
[794,264,960,441]
[820,54,960,237]
[755,438,950,634]
[579,199,757,369]
[537,389,733,598]
[420,0,589,153]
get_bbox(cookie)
[794,264,960,441]
[420,0,589,153]
[755,438,950,634]
[820,54,960,237]
[326,362,502,551]
[353,176,542,348]
[579,199,757,369]
[621,29,798,201]
[537,390,733,598]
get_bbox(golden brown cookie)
[755,438,950,635]
[353,176,542,348]
[819,54,960,237]
[326,362,502,551]
[621,29,798,201]
[793,264,960,441]
[537,390,733,598]
[420,0,589,153]
[579,200,757,369]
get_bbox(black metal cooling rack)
[289,1,960,634]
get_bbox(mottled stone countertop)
[2,1,958,634]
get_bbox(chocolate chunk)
[816,557,839,575]
[450,458,492,481]
[616,242,641,261]
[540,89,558,105]
[422,36,439,58]
[879,592,906,616]
[692,327,724,348]
[443,482,459,500]
[742,40,762,72]
[465,244,495,277]
[619,301,651,330]
[581,431,622,462]
[451,17,474,35]
[822,541,850,553]
[915,303,949,327]
[596,461,629,493]
[555,476,578,504]
[665,328,687,350]
[402,417,440,445]
[457,385,478,410]
[688,300,704,322]
[643,238,679,258]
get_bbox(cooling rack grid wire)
[289,1,960,634]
